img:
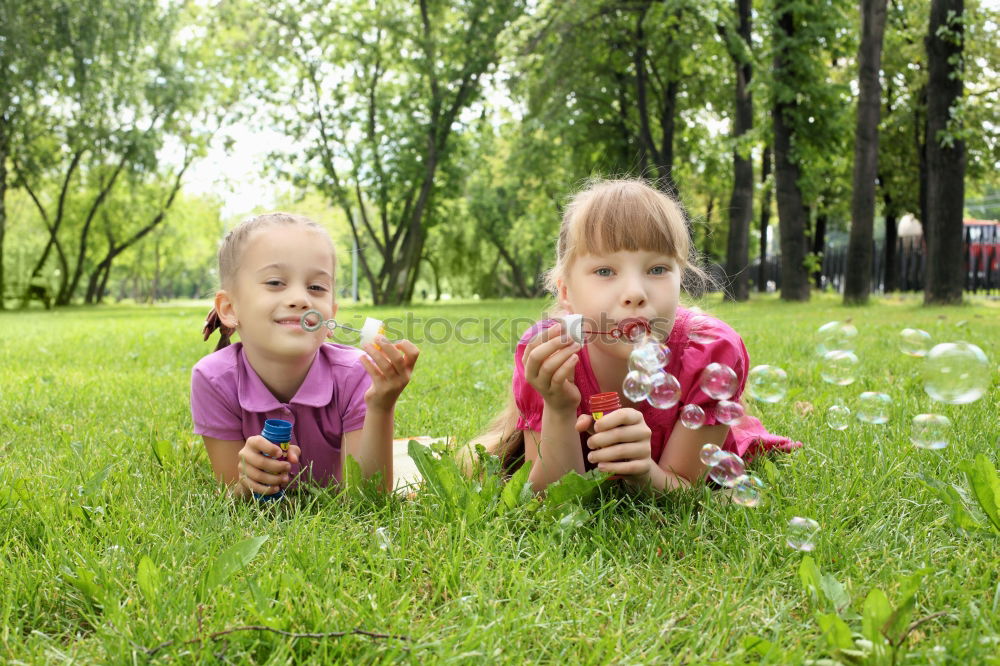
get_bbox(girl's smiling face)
[215,225,336,362]
[559,248,680,359]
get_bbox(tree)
[255,0,526,305]
[844,0,888,304]
[923,0,965,304]
[720,0,753,301]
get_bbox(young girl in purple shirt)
[193,213,419,499]
[471,179,800,493]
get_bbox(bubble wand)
[300,309,386,348]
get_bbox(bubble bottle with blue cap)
[254,418,292,502]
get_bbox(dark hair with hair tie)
[202,308,235,351]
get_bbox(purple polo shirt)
[190,342,371,485]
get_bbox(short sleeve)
[191,363,244,441]
[512,322,551,432]
[337,357,372,433]
[675,316,750,427]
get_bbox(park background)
[2,0,999,663]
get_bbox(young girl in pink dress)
[472,179,801,492]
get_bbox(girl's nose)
[288,286,311,308]
[622,278,647,307]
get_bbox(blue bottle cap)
[261,418,292,443]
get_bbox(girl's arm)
[342,406,394,492]
[203,435,300,499]
[345,336,420,492]
[652,422,730,491]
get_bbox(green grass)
[1,293,998,663]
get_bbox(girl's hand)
[237,436,301,497]
[522,322,582,411]
[581,408,653,482]
[360,337,420,411]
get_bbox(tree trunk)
[924,0,965,304]
[723,0,753,302]
[0,123,7,310]
[844,0,888,304]
[758,145,772,292]
[812,213,827,289]
[772,5,810,302]
[882,186,898,292]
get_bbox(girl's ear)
[556,277,573,314]
[214,290,239,328]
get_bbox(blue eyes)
[264,280,328,291]
[593,266,671,277]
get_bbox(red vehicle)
[965,218,1000,274]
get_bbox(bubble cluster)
[820,350,859,385]
[630,341,670,374]
[623,370,652,403]
[826,404,851,431]
[856,391,892,425]
[786,517,820,551]
[747,365,788,403]
[911,414,952,450]
[681,404,706,430]
[699,443,721,466]
[816,320,857,355]
[647,371,682,409]
[899,328,932,357]
[732,475,764,508]
[715,399,745,426]
[922,342,990,404]
[707,451,747,488]
[699,363,738,400]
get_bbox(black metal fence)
[749,228,999,295]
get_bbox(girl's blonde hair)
[462,178,703,474]
[203,212,336,350]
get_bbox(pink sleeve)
[513,322,551,432]
[676,317,750,427]
[191,364,244,441]
[338,357,372,433]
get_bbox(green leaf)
[800,555,823,605]
[919,474,984,531]
[816,612,854,650]
[882,568,931,642]
[964,454,1000,534]
[409,440,461,508]
[69,566,104,607]
[544,469,605,511]
[82,464,113,496]
[203,535,268,593]
[137,556,160,601]
[820,572,852,616]
[151,439,173,466]
[501,460,534,510]
[862,588,892,643]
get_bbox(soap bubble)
[699,363,738,400]
[629,342,669,374]
[731,474,764,508]
[699,443,721,466]
[786,517,820,551]
[816,320,857,355]
[922,342,990,404]
[715,399,746,426]
[820,350,859,385]
[826,404,851,431]
[857,391,892,424]
[375,527,390,551]
[646,371,681,409]
[911,414,952,450]
[623,370,653,403]
[899,328,932,357]
[681,404,706,430]
[707,451,747,488]
[746,365,788,403]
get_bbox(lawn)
[1,293,998,663]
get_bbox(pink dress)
[512,306,802,467]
